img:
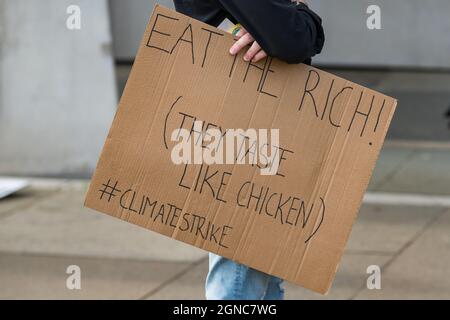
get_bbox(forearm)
[173,0,325,64]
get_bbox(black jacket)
[173,0,325,64]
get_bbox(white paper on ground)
[0,177,28,199]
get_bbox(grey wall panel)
[310,0,450,68]
[110,0,450,69]
[110,0,173,60]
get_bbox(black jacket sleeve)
[173,0,325,64]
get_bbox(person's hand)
[229,27,268,63]
[228,1,307,62]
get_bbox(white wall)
[0,0,117,177]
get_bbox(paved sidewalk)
[1,144,449,299]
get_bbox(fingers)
[235,27,247,38]
[251,50,268,63]
[244,41,262,61]
[229,27,268,63]
[229,32,254,55]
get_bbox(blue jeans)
[205,253,285,300]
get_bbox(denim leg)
[205,253,284,300]
[263,276,285,300]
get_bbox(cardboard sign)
[85,5,397,294]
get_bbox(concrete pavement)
[0,144,449,299]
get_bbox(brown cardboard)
[84,4,397,294]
